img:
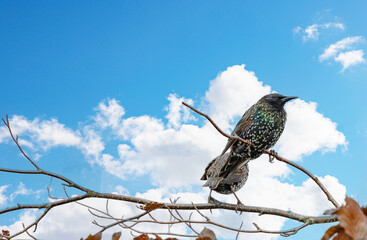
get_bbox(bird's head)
[259,93,298,109]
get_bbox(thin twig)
[236,222,243,240]
[264,150,340,208]
[22,223,37,240]
[182,102,252,145]
[3,115,39,170]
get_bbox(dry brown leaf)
[322,225,351,240]
[112,231,121,240]
[138,202,164,212]
[85,232,102,240]
[322,197,367,240]
[165,238,179,240]
[338,197,367,239]
[153,233,163,240]
[196,227,217,240]
[134,234,149,240]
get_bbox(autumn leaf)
[153,233,163,240]
[134,234,149,240]
[196,227,217,240]
[138,202,164,211]
[112,232,121,240]
[84,232,102,240]
[322,197,367,240]
[322,225,350,240]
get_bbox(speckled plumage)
[203,93,297,190]
[201,153,249,194]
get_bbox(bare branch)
[22,223,36,240]
[2,115,40,170]
[264,150,340,208]
[8,208,50,239]
[182,102,252,145]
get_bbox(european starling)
[203,93,297,190]
[201,152,249,204]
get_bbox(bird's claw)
[235,200,244,214]
[269,150,278,163]
[208,196,221,206]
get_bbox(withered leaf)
[138,202,164,212]
[153,233,163,240]
[322,197,367,240]
[134,234,149,240]
[196,227,217,240]
[112,231,121,240]
[322,225,351,240]
[337,197,367,239]
[85,232,102,240]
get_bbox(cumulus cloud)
[164,93,196,128]
[319,36,363,61]
[335,50,365,71]
[277,99,347,160]
[9,182,43,202]
[318,36,365,71]
[293,22,344,41]
[0,185,8,206]
[205,65,271,128]
[0,65,348,239]
[0,115,81,151]
[94,98,125,129]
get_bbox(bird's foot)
[208,195,222,214]
[231,191,244,214]
[208,196,221,206]
[268,149,278,163]
[235,199,244,214]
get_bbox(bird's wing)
[200,157,216,180]
[201,153,229,180]
[220,104,257,155]
[221,164,249,184]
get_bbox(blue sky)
[0,1,367,239]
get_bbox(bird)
[201,152,249,204]
[202,93,297,193]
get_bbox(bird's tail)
[202,177,223,189]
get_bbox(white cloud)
[277,99,347,160]
[318,36,365,71]
[113,185,130,195]
[94,99,125,129]
[79,126,105,162]
[0,210,37,239]
[335,50,365,71]
[319,36,363,61]
[165,93,196,128]
[0,185,8,206]
[293,22,344,41]
[205,64,271,128]
[0,115,82,150]
[9,182,43,202]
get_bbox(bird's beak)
[283,96,298,103]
